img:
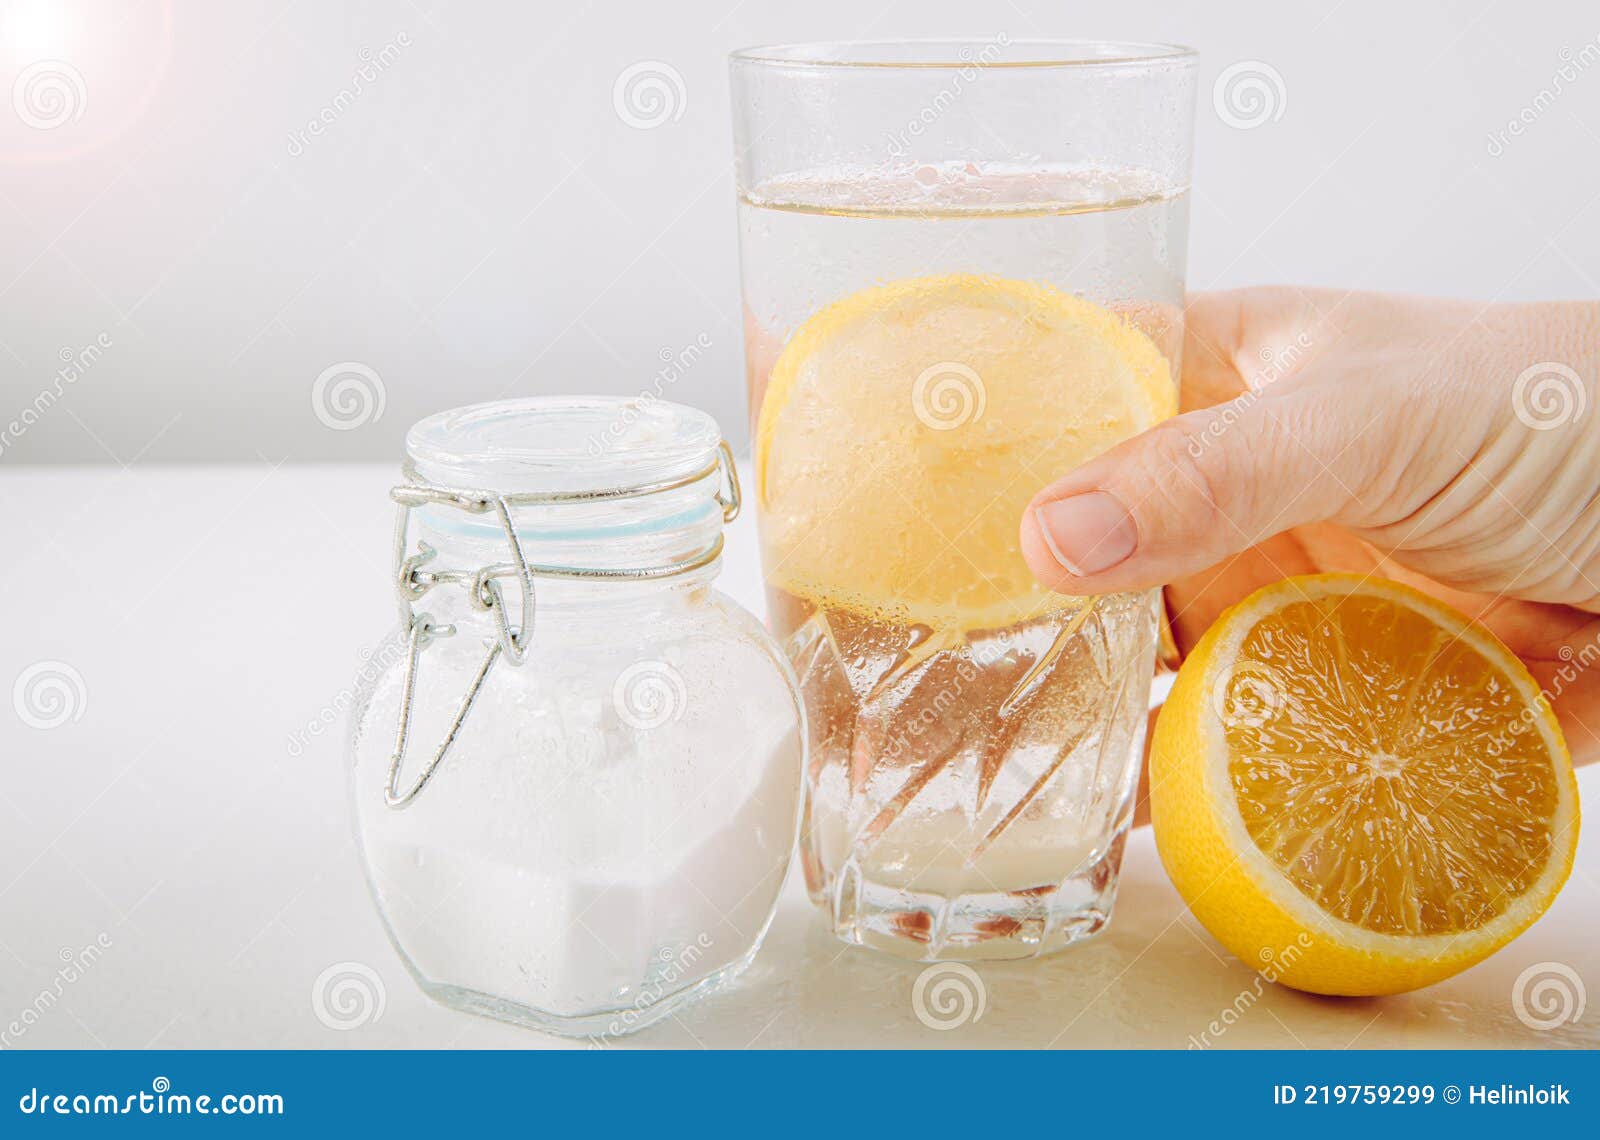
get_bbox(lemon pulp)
[755,273,1176,631]
[1152,574,1579,995]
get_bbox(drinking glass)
[731,39,1196,960]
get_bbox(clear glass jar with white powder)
[348,396,803,1037]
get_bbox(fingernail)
[1035,493,1138,576]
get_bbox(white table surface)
[1,464,1595,1050]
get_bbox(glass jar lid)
[402,396,736,569]
[407,396,723,495]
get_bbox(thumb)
[1020,389,1384,594]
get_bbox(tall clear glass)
[731,40,1196,960]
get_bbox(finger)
[1020,388,1388,595]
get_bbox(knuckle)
[1479,534,1587,600]
[1124,418,1235,538]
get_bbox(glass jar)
[348,397,804,1037]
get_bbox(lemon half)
[1151,574,1579,995]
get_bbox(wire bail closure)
[382,441,740,809]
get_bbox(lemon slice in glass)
[755,273,1176,631]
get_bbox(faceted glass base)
[818,833,1127,962]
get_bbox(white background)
[1,0,1598,463]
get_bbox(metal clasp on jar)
[382,442,740,809]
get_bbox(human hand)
[1020,287,1600,765]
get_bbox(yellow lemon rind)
[1151,573,1580,996]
